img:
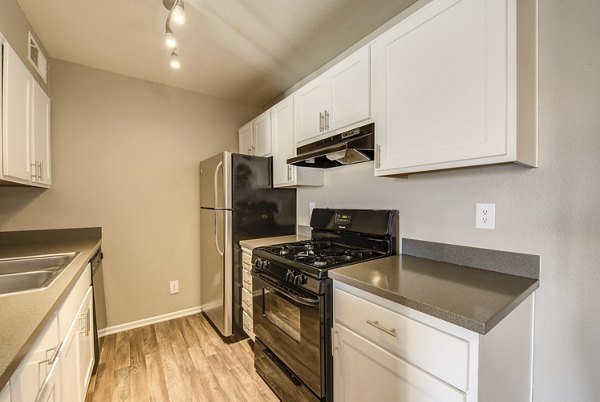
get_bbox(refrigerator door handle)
[214,211,224,257]
[214,161,223,209]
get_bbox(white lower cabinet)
[241,248,255,340]
[333,282,534,402]
[9,315,60,402]
[8,263,95,402]
[334,324,465,402]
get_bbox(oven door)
[252,270,323,398]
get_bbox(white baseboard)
[97,306,203,337]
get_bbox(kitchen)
[0,0,599,401]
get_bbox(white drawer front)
[334,288,470,391]
[58,264,91,338]
[242,251,252,266]
[242,310,254,340]
[242,269,252,292]
[242,288,253,316]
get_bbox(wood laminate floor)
[85,313,279,402]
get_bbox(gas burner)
[312,259,328,267]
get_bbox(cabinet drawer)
[242,310,254,340]
[58,263,91,339]
[242,251,252,267]
[242,269,252,292]
[334,288,470,391]
[242,288,253,316]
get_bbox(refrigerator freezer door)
[200,208,232,336]
[200,152,231,209]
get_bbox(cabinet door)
[60,319,81,402]
[35,358,62,402]
[78,288,95,399]
[252,110,272,156]
[271,97,295,187]
[374,0,511,174]
[294,77,329,143]
[333,324,465,402]
[238,122,253,155]
[32,81,51,186]
[329,45,370,132]
[2,43,33,182]
[10,315,60,402]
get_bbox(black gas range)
[251,209,399,402]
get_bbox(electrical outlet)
[170,280,179,294]
[476,203,496,229]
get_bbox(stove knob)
[263,260,270,269]
[286,269,295,282]
[255,259,264,269]
[293,274,307,286]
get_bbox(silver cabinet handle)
[39,341,63,365]
[324,110,330,131]
[251,144,256,155]
[86,309,91,336]
[375,144,382,169]
[366,320,396,337]
[38,162,43,180]
[319,112,324,132]
[79,313,86,334]
[287,165,292,181]
[247,147,252,155]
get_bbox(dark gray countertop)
[330,254,539,335]
[0,229,102,390]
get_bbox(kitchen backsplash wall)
[0,59,260,327]
[298,2,600,399]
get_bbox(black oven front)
[252,266,332,401]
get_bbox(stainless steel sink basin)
[0,252,78,296]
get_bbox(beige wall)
[0,59,260,327]
[297,1,600,400]
[0,0,48,91]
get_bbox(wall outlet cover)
[476,203,496,230]
[170,280,179,294]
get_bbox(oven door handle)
[252,270,320,307]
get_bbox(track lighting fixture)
[162,0,185,69]
[170,49,181,69]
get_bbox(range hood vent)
[287,123,374,168]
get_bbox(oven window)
[264,289,301,343]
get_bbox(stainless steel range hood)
[287,123,374,168]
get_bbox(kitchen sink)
[0,252,78,296]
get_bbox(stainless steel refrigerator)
[200,152,296,338]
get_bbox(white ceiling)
[17,0,415,107]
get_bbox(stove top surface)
[256,240,386,273]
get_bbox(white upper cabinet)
[329,45,371,133]
[294,45,371,144]
[238,122,253,155]
[32,80,51,186]
[271,96,323,188]
[252,110,272,157]
[373,0,537,175]
[2,42,32,183]
[238,111,273,157]
[1,40,52,187]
